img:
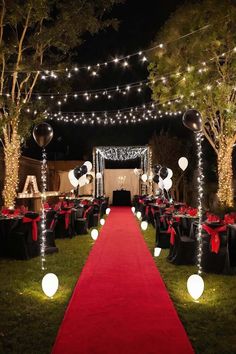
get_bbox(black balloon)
[154,164,162,174]
[182,109,202,132]
[159,167,168,180]
[153,174,159,184]
[74,164,88,179]
[33,122,53,147]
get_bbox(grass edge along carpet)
[52,207,194,354]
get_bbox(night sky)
[23,0,193,162]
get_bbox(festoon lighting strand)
[40,148,47,271]
[2,22,212,75]
[196,132,204,275]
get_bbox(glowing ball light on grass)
[187,274,204,301]
[154,247,161,257]
[100,218,105,226]
[105,208,111,215]
[42,273,59,298]
[141,221,148,231]
[91,229,99,240]
[136,211,142,220]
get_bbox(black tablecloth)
[113,190,131,206]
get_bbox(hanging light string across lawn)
[2,22,214,74]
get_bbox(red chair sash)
[22,216,40,241]
[166,219,176,245]
[59,210,71,229]
[83,206,92,219]
[202,224,226,254]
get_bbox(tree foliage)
[0,0,122,136]
[148,0,236,207]
[149,0,236,151]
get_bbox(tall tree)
[148,0,236,208]
[0,0,122,208]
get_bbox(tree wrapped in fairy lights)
[0,0,121,208]
[149,0,236,208]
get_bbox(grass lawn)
[1,222,236,354]
[0,234,94,354]
[142,224,236,354]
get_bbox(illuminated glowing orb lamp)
[136,211,142,219]
[91,229,99,240]
[105,208,111,215]
[100,218,105,226]
[154,247,161,257]
[141,221,148,231]
[42,273,59,298]
[187,274,204,301]
[131,207,135,213]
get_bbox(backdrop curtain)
[104,169,139,203]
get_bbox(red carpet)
[52,207,194,354]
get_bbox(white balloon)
[163,178,173,191]
[96,172,102,179]
[68,170,79,188]
[187,274,204,301]
[78,174,87,187]
[84,161,92,172]
[100,218,105,226]
[141,221,148,230]
[167,168,173,179]
[141,174,148,182]
[42,273,59,298]
[136,211,142,219]
[131,207,135,213]
[158,177,164,190]
[91,229,99,240]
[178,157,188,171]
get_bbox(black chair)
[200,224,229,274]
[75,206,93,235]
[55,208,72,239]
[91,204,100,227]
[45,210,58,254]
[168,222,196,265]
[155,215,171,249]
[8,212,40,260]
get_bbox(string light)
[95,146,150,197]
[2,22,212,75]
[196,132,204,276]
[2,128,21,208]
[40,148,47,271]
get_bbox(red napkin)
[187,208,198,217]
[224,214,235,225]
[206,214,221,223]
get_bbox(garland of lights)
[196,132,204,275]
[40,148,47,271]
[94,146,149,197]
[3,23,212,75]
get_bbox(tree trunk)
[2,124,21,208]
[217,141,234,208]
